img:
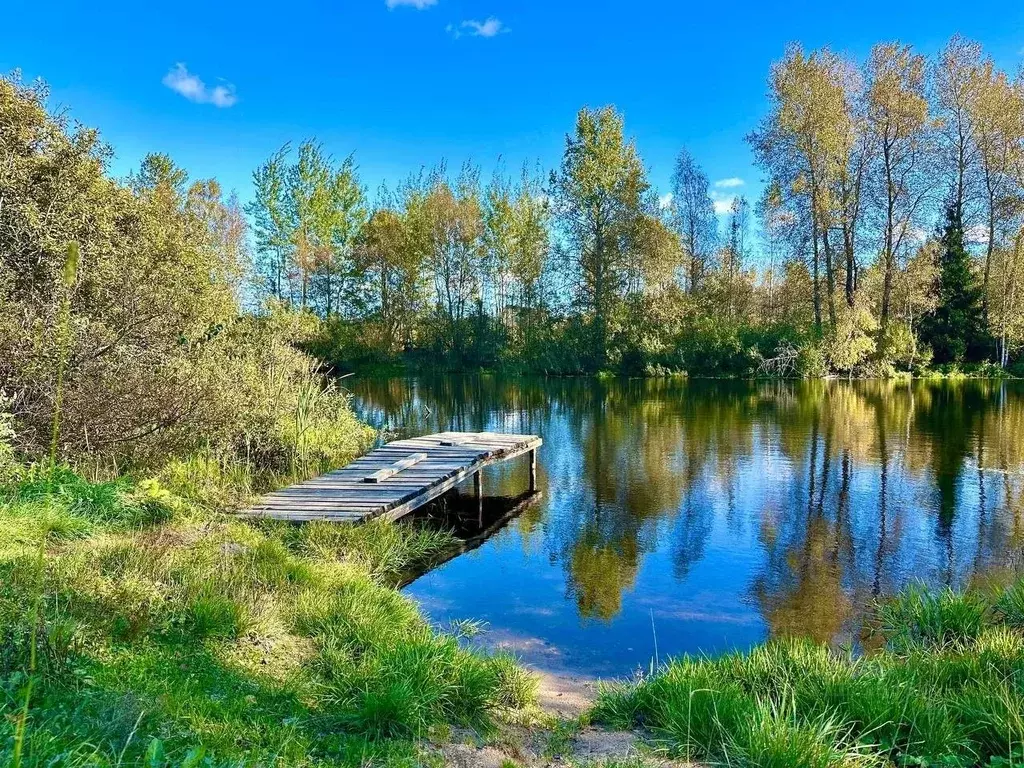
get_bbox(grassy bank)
[0,462,537,767]
[594,583,1024,767]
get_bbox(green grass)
[878,584,990,650]
[594,582,1024,767]
[0,464,537,767]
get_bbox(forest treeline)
[247,35,1024,377]
[3,35,1024,465]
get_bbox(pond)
[349,376,1024,677]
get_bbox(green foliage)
[825,300,878,376]
[0,396,19,485]
[995,582,1024,629]
[1,75,370,477]
[1,466,173,535]
[879,584,989,649]
[920,202,991,364]
[289,517,457,584]
[547,106,654,370]
[797,343,831,378]
[489,653,541,709]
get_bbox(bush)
[0,395,19,485]
[797,343,829,378]
[1,76,370,477]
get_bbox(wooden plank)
[439,438,469,446]
[363,452,428,483]
[240,431,542,523]
[378,437,540,522]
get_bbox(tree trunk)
[821,226,837,328]
[811,223,823,333]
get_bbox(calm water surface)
[350,377,1024,677]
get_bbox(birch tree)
[669,149,717,293]
[246,146,292,301]
[552,106,649,367]
[750,46,857,331]
[864,43,933,342]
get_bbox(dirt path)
[429,668,695,768]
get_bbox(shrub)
[0,76,371,477]
[0,395,19,484]
[797,343,830,378]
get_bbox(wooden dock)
[243,431,542,523]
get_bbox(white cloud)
[714,177,744,189]
[906,225,929,244]
[711,191,736,215]
[658,192,673,210]
[162,63,237,108]
[967,223,990,244]
[449,17,505,38]
[387,0,437,8]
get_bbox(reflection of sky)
[353,377,1024,677]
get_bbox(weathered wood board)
[242,431,542,523]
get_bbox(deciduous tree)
[552,106,650,367]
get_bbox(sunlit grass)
[594,580,1024,767]
[0,464,536,767]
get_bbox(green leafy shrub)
[797,343,830,378]
[0,396,19,485]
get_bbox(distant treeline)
[246,36,1024,377]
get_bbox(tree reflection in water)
[352,375,1024,675]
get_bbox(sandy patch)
[428,668,698,767]
[535,670,600,718]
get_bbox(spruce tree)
[920,201,989,363]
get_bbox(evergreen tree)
[920,201,989,363]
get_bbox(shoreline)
[336,365,1023,382]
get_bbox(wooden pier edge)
[376,435,538,522]
[242,431,542,524]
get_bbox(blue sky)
[3,0,1024,219]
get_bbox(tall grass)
[878,584,989,649]
[10,534,46,768]
[0,465,535,767]
[594,581,1024,766]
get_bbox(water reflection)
[351,376,1024,676]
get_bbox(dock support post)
[474,472,483,527]
[529,449,537,493]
